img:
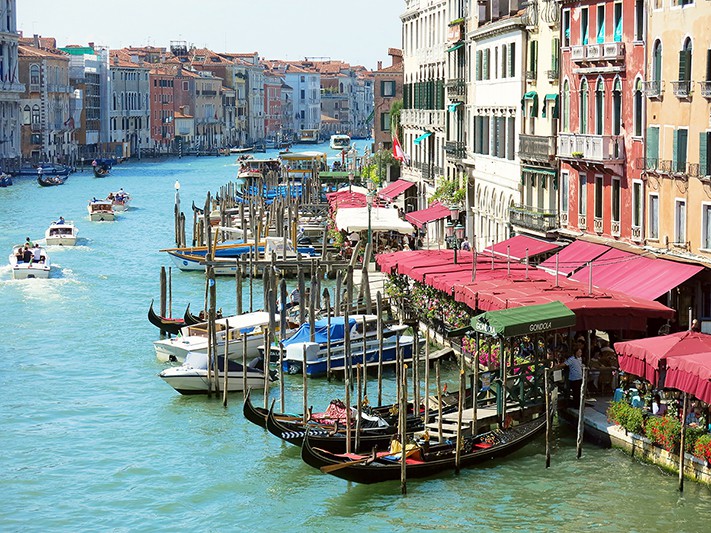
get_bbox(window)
[31,104,40,124]
[581,7,589,45]
[596,5,605,44]
[381,80,396,97]
[595,79,605,135]
[561,171,570,215]
[509,43,516,77]
[494,47,499,79]
[647,125,660,166]
[594,175,603,218]
[579,78,589,134]
[579,174,587,215]
[612,78,622,135]
[501,44,508,79]
[704,205,711,249]
[613,2,623,43]
[380,112,391,132]
[673,128,688,173]
[648,194,659,239]
[652,41,662,85]
[22,105,30,125]
[679,38,692,83]
[551,38,560,75]
[483,48,490,80]
[300,89,305,100]
[634,0,644,41]
[632,181,643,228]
[183,81,188,91]
[507,117,515,160]
[529,40,538,78]
[612,177,621,222]
[675,200,686,244]
[563,10,571,48]
[633,79,643,137]
[562,80,570,132]
[700,131,711,177]
[476,50,482,80]
[29,64,40,87]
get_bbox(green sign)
[472,301,576,338]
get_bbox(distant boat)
[45,220,78,246]
[37,175,67,187]
[92,158,114,178]
[231,146,254,154]
[87,199,115,221]
[107,190,131,211]
[0,174,13,187]
[330,134,351,150]
[299,129,320,144]
[15,163,71,177]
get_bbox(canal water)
[2,143,711,532]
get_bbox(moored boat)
[159,351,276,395]
[15,163,71,177]
[148,299,192,336]
[237,158,281,180]
[45,219,78,246]
[9,244,51,279]
[87,199,115,221]
[301,410,548,483]
[37,175,67,187]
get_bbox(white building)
[109,50,151,158]
[0,0,23,170]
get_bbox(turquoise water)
[2,143,711,532]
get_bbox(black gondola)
[301,409,548,484]
[93,166,110,177]
[243,389,303,429]
[37,175,67,187]
[148,299,188,335]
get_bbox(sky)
[18,0,404,70]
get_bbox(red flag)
[392,135,409,165]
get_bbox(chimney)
[33,34,40,48]
[377,61,382,70]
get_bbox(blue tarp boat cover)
[282,317,356,347]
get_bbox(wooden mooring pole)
[576,366,588,459]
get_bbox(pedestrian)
[556,349,584,407]
[461,236,471,251]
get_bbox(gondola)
[93,166,110,177]
[243,389,303,429]
[147,299,189,335]
[301,409,549,484]
[37,175,67,187]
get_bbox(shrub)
[645,415,681,452]
[625,407,645,436]
[693,434,711,463]
[684,425,708,454]
[607,400,630,427]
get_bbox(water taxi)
[107,189,131,212]
[87,199,115,221]
[45,220,78,246]
[9,244,51,279]
[329,134,351,151]
[237,158,281,180]
[299,129,320,144]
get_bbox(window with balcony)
[561,171,570,214]
[647,125,660,169]
[613,2,623,43]
[673,128,688,173]
[612,177,621,222]
[594,175,604,218]
[563,9,571,48]
[676,199,687,244]
[595,79,605,135]
[550,38,560,80]
[562,80,570,132]
[632,181,643,228]
[579,173,587,215]
[579,78,589,134]
[676,38,693,98]
[648,194,659,239]
[634,78,643,136]
[612,77,622,135]
[704,205,711,250]
[528,40,538,80]
[381,81,396,97]
[650,40,662,96]
[596,5,605,44]
[581,7,589,45]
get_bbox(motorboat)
[159,351,276,395]
[87,199,115,221]
[9,244,51,279]
[45,220,78,246]
[107,189,131,211]
[330,134,351,151]
[237,158,281,180]
[280,151,328,182]
[274,315,414,377]
[153,310,277,363]
[299,129,320,144]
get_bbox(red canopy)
[483,235,560,261]
[615,331,711,403]
[377,179,415,202]
[538,240,609,276]
[405,202,452,228]
[326,190,367,209]
[569,248,703,301]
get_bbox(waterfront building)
[0,0,23,171]
[18,35,74,163]
[466,3,526,251]
[400,0,448,213]
[280,79,294,142]
[108,49,151,158]
[510,0,562,240]
[373,48,403,153]
[60,43,110,161]
[263,69,282,141]
[193,69,224,150]
[557,0,645,242]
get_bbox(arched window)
[29,64,40,86]
[679,37,692,83]
[634,78,643,137]
[595,78,605,135]
[562,80,570,132]
[652,40,662,86]
[31,104,40,124]
[112,92,117,111]
[579,78,589,134]
[22,105,30,125]
[612,78,622,136]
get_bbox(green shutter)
[476,50,482,80]
[509,43,515,77]
[646,127,659,167]
[672,129,679,172]
[679,50,691,82]
[483,49,489,79]
[678,129,688,171]
[552,38,560,73]
[700,132,709,177]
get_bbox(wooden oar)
[320,449,376,473]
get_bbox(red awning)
[666,352,711,405]
[538,240,609,276]
[483,235,560,261]
[377,179,415,202]
[405,202,452,228]
[569,249,703,301]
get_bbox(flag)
[392,135,409,165]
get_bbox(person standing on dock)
[557,349,583,407]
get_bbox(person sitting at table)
[652,394,667,416]
[686,405,703,426]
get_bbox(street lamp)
[445,205,464,264]
[348,172,354,193]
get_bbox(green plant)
[684,425,708,454]
[430,179,465,207]
[645,415,682,452]
[693,434,711,463]
[571,151,584,158]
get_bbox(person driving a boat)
[57,216,65,224]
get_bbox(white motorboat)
[87,199,115,221]
[9,244,51,279]
[107,190,131,212]
[159,351,276,395]
[153,311,277,363]
[330,134,351,150]
[45,220,78,246]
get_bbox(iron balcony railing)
[519,134,556,163]
[509,204,559,233]
[444,140,466,160]
[672,80,692,98]
[643,80,662,98]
